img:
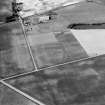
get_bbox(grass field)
[0,22,34,79]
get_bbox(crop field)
[0,22,34,79]
[27,30,88,69]
[0,1,105,105]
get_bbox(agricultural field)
[0,0,105,105]
[26,30,88,69]
[0,83,37,105]
[0,0,13,23]
[6,55,105,105]
[0,22,34,79]
[25,1,105,69]
[55,1,105,24]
